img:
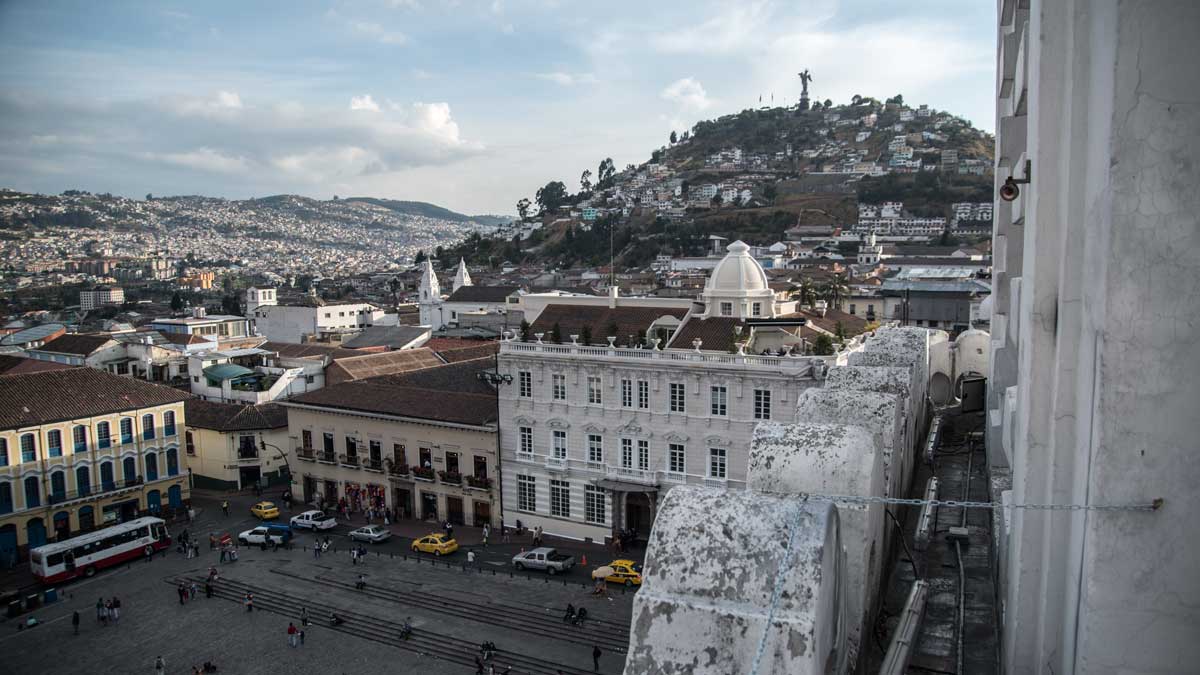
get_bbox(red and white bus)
[30,517,171,584]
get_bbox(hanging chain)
[764,492,1164,512]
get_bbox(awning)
[594,478,659,493]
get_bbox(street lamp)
[259,438,293,490]
[477,360,513,524]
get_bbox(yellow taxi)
[250,501,280,520]
[604,559,643,586]
[411,533,458,556]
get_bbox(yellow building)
[0,368,190,561]
[184,399,290,490]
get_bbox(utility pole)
[476,354,513,524]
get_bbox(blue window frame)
[49,471,66,502]
[0,439,6,467]
[100,462,115,491]
[73,425,87,453]
[142,414,155,441]
[19,434,35,463]
[0,483,11,514]
[145,453,158,481]
[76,465,91,497]
[23,476,39,508]
[163,411,176,438]
[48,430,62,457]
[166,448,179,477]
[97,422,111,449]
[120,418,133,445]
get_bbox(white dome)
[706,240,769,293]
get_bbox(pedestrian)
[95,597,104,624]
[474,656,485,675]
[155,656,165,674]
[188,507,195,523]
[313,543,320,559]
[205,581,213,599]
[193,543,200,559]
[221,500,229,517]
[351,547,358,565]
[501,521,509,544]
[298,628,305,646]
[356,574,366,590]
[482,524,489,547]
[466,550,476,567]
[209,533,217,550]
[177,582,186,605]
[72,610,79,635]
[244,593,254,612]
[300,607,309,627]
[219,547,227,563]
[111,596,121,625]
[287,622,298,647]
[190,582,199,600]
[592,645,602,671]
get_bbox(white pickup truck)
[511,547,575,575]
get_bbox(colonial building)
[283,357,500,527]
[184,399,289,490]
[0,368,190,561]
[418,259,522,333]
[246,287,386,344]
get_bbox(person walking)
[356,574,366,591]
[592,645,602,672]
[111,596,121,625]
[155,656,165,673]
[244,593,254,612]
[466,550,476,568]
[300,607,309,627]
[209,533,217,551]
[177,582,186,605]
[350,547,358,565]
[287,622,298,648]
[205,581,213,599]
[481,524,489,548]
[95,597,105,624]
[190,582,199,601]
[72,610,80,635]
[221,500,229,517]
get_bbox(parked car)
[411,533,458,556]
[238,524,292,546]
[289,510,337,531]
[250,501,280,520]
[349,525,391,543]
[512,547,575,575]
[603,559,643,586]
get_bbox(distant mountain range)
[342,197,510,227]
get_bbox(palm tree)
[822,273,850,311]
[797,278,817,307]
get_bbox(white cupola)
[700,240,776,319]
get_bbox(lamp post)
[258,438,293,492]
[476,358,513,525]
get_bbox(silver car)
[349,525,391,543]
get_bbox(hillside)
[442,97,994,270]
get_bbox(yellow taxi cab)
[411,533,458,556]
[250,501,280,520]
[604,559,643,586]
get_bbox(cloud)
[661,77,712,111]
[151,148,250,174]
[651,1,775,54]
[534,72,597,86]
[349,94,381,112]
[348,19,408,45]
[410,68,433,79]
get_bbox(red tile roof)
[0,368,190,430]
[528,304,688,346]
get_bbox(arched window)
[97,422,111,449]
[122,457,136,484]
[166,448,179,477]
[163,411,176,437]
[72,425,87,453]
[145,453,158,481]
[100,462,115,491]
[76,465,91,497]
[0,482,12,514]
[47,430,62,457]
[19,434,35,463]
[119,418,133,445]
[23,476,39,508]
[0,438,7,467]
[49,471,65,502]
[141,414,156,440]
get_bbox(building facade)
[0,369,190,562]
[79,286,125,311]
[184,400,290,491]
[247,287,385,344]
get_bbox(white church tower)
[418,259,443,329]
[857,231,882,265]
[452,258,473,292]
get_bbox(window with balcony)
[163,411,176,437]
[24,476,39,508]
[393,443,406,466]
[142,414,155,440]
[637,380,649,409]
[669,443,686,474]
[587,376,602,404]
[47,430,63,458]
[120,418,133,444]
[754,389,772,420]
[323,433,335,454]
[50,471,66,502]
[637,440,649,471]
[587,434,603,464]
[585,485,606,524]
[301,429,312,450]
[445,451,459,474]
[549,479,570,517]
[146,453,158,481]
[552,374,565,400]
[345,436,357,459]
[621,438,632,469]
[97,422,111,449]
[517,474,536,512]
[0,483,11,514]
[238,435,258,459]
[167,448,179,476]
[518,370,532,398]
[519,427,533,456]
[20,434,35,463]
[710,386,728,416]
[122,457,136,485]
[369,440,382,468]
[473,455,488,479]
[100,462,115,491]
[670,383,686,413]
[709,447,727,479]
[419,447,433,469]
[621,379,632,408]
[76,465,91,496]
[552,430,567,460]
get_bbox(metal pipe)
[913,477,939,552]
[879,579,930,674]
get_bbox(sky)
[0,0,996,215]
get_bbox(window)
[24,476,39,508]
[445,451,459,474]
[621,379,632,407]
[552,430,567,460]
[709,447,727,479]
[637,380,649,409]
[142,414,155,440]
[122,457,136,483]
[637,440,649,471]
[20,434,35,463]
[754,389,772,420]
[585,486,606,524]
[50,471,66,501]
[419,447,432,468]
[669,443,686,474]
[517,475,536,511]
[166,448,179,476]
[519,427,533,455]
[369,440,382,466]
[473,455,488,479]
[720,302,733,316]
[0,483,11,514]
[552,374,566,400]
[100,462,114,490]
[0,439,7,467]
[73,425,87,453]
[77,466,91,496]
[393,443,406,466]
[669,383,686,413]
[120,418,133,444]
[345,436,358,458]
[751,302,762,317]
[47,430,63,457]
[549,479,570,518]
[849,303,857,315]
[97,422,111,449]
[587,434,603,464]
[518,371,532,398]
[587,376,602,404]
[621,439,633,469]
[323,433,334,453]
[146,453,158,481]
[163,411,176,436]
[710,386,728,416]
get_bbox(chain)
[749,501,808,675]
[765,492,1164,512]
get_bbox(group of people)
[312,535,332,558]
[177,529,201,559]
[88,596,121,629]
[176,581,200,604]
[349,544,369,565]
[286,622,305,648]
[563,603,589,626]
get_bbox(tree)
[597,158,616,189]
[710,192,724,208]
[221,295,241,316]
[669,130,678,144]
[888,94,904,106]
[579,170,592,195]
[145,193,153,200]
[414,250,427,264]
[823,98,833,108]
[821,273,849,310]
[550,322,563,344]
[835,321,847,342]
[851,94,862,105]
[763,183,778,204]
[812,334,834,355]
[580,325,592,346]
[681,131,690,141]
[798,278,817,306]
[516,198,531,222]
[170,291,184,311]
[518,319,531,341]
[680,180,690,198]
[651,149,663,163]
[605,320,619,338]
[535,181,568,213]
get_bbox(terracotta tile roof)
[0,354,75,375]
[339,326,430,350]
[423,338,499,363]
[184,399,288,432]
[445,285,520,303]
[0,368,191,430]
[795,309,871,336]
[326,348,444,384]
[286,357,497,427]
[34,333,116,356]
[261,341,363,361]
[667,317,746,352]
[528,304,689,345]
[161,332,211,345]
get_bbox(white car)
[290,510,337,531]
[237,526,290,546]
[349,525,391,543]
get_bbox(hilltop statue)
[797,69,813,111]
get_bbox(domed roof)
[706,240,769,293]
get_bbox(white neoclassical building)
[497,241,835,543]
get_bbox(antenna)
[610,219,615,287]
